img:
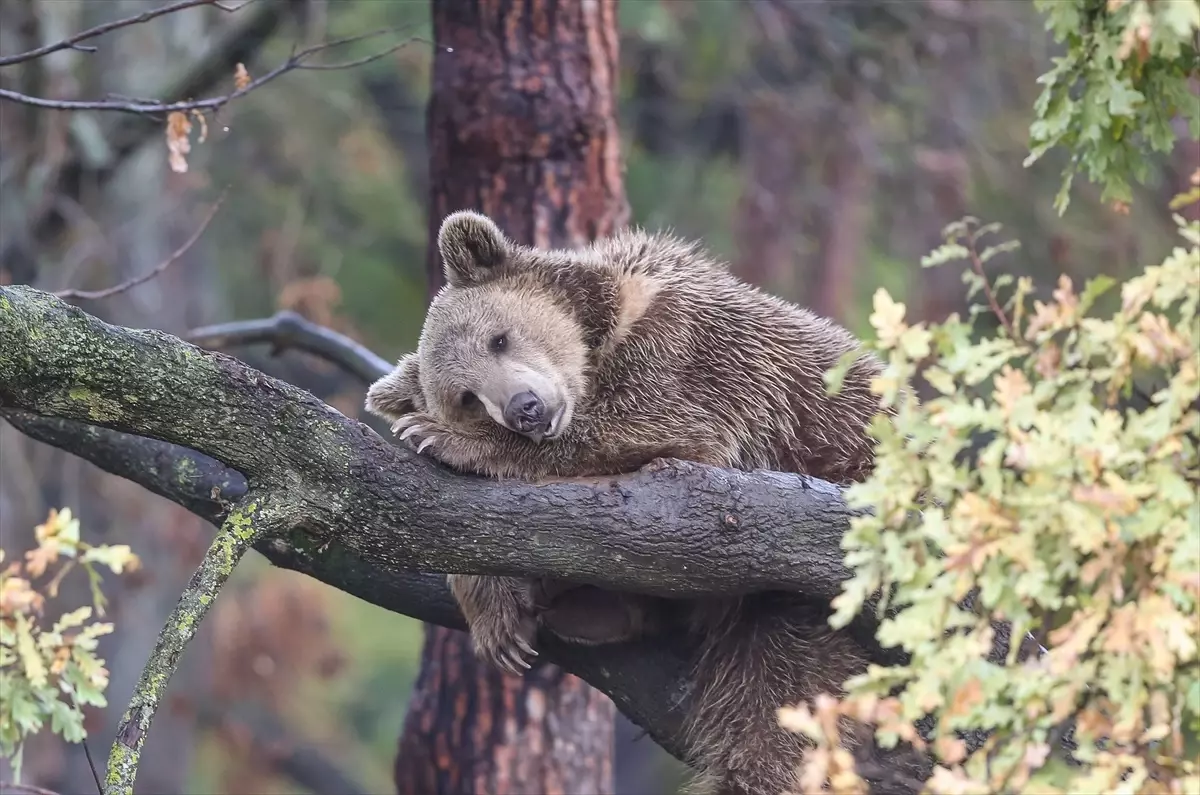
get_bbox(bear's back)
[571,233,884,484]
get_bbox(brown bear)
[366,211,891,795]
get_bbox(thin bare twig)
[188,311,392,385]
[0,30,421,116]
[82,737,103,795]
[54,189,228,301]
[0,0,230,68]
[0,783,62,795]
[965,235,1014,337]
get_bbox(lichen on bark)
[102,497,288,795]
[0,283,888,771]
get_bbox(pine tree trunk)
[395,1,628,792]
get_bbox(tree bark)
[422,0,628,299]
[0,283,883,767]
[400,1,629,792]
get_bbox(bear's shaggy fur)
[366,211,892,795]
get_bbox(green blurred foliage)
[1028,0,1200,213]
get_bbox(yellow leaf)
[898,324,932,359]
[1071,482,1138,517]
[1033,343,1061,379]
[869,289,908,348]
[1025,299,1063,338]
[0,575,43,617]
[35,507,79,547]
[935,734,968,765]
[1121,270,1159,316]
[924,366,956,395]
[1052,274,1078,317]
[15,614,47,689]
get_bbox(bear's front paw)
[472,596,540,676]
[389,412,446,456]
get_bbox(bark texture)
[423,0,629,299]
[404,1,630,790]
[0,283,881,772]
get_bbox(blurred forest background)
[0,1,1196,794]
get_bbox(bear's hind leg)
[448,574,539,675]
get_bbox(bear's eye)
[488,333,509,354]
[460,391,478,408]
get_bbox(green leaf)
[923,367,957,396]
[47,699,85,744]
[824,348,867,397]
[1105,74,1144,117]
[1078,274,1117,315]
[51,606,92,634]
[13,617,46,690]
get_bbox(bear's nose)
[504,391,546,433]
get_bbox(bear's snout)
[504,391,548,435]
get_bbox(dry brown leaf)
[947,678,984,719]
[993,365,1030,416]
[166,111,193,174]
[234,62,252,91]
[190,109,208,144]
[0,575,44,617]
[23,544,57,579]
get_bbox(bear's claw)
[472,611,539,676]
[391,414,443,457]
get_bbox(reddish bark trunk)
[423,0,628,298]
[396,1,628,792]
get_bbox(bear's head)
[413,211,590,443]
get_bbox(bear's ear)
[438,211,511,287]
[365,353,424,422]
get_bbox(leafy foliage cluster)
[0,508,141,782]
[787,187,1200,793]
[1027,0,1200,213]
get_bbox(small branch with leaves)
[0,508,141,788]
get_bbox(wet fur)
[367,212,891,795]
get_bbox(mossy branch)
[0,283,886,764]
[0,284,864,601]
[102,496,287,795]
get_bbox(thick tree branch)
[0,285,864,602]
[0,284,880,766]
[0,411,695,758]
